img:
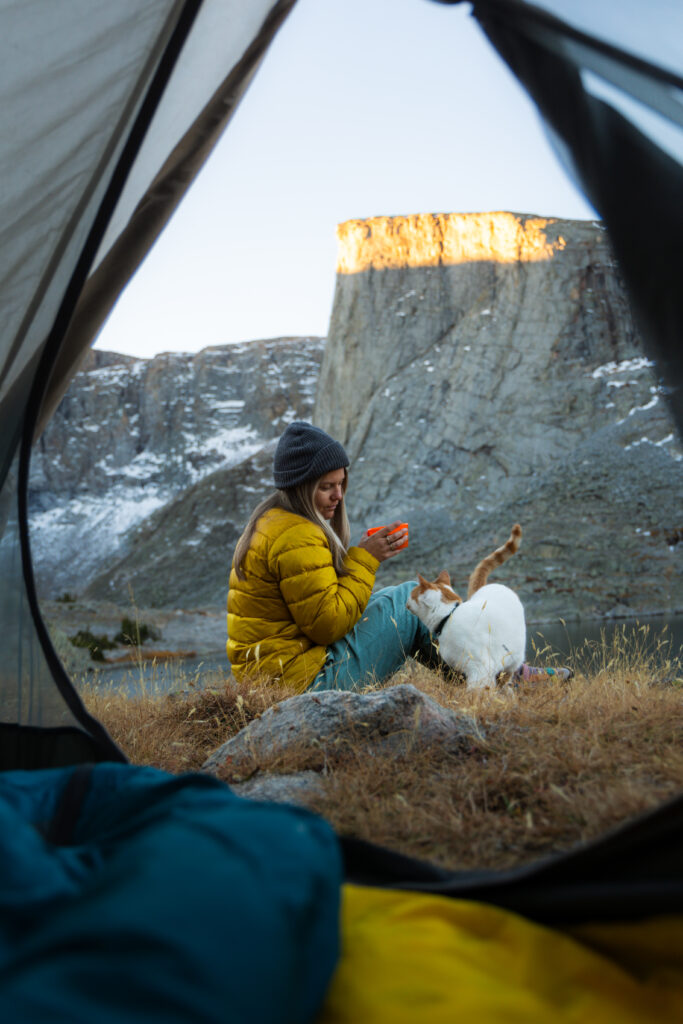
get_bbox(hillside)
[29,336,324,596]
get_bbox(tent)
[1,0,298,769]
[1,1,682,1020]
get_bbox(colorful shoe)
[515,663,574,683]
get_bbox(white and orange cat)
[407,524,525,689]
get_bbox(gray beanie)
[273,421,349,489]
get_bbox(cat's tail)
[467,523,522,598]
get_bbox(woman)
[227,421,433,691]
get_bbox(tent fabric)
[0,0,299,768]
[0,0,202,767]
[0,0,187,465]
[1,0,297,451]
[318,885,683,1023]
[0,454,123,769]
[0,762,341,1022]
[459,0,683,433]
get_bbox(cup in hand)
[366,522,409,550]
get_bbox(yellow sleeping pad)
[319,884,683,1023]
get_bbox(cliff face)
[315,212,682,620]
[29,337,324,595]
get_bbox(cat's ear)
[436,569,451,585]
[417,573,429,587]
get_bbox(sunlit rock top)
[335,212,579,273]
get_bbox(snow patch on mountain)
[29,337,325,597]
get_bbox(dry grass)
[82,671,299,773]
[81,624,683,872]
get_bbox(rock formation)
[202,684,479,808]
[315,212,682,620]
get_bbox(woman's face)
[314,469,346,520]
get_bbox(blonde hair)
[233,470,350,580]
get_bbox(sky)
[95,0,597,361]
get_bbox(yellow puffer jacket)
[227,507,379,691]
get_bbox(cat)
[406,524,526,690]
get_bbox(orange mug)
[366,522,409,550]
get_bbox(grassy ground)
[81,624,683,872]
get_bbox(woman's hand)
[358,521,408,562]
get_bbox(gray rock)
[315,212,682,621]
[201,683,479,777]
[229,771,325,807]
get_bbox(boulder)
[230,771,326,807]
[201,683,479,779]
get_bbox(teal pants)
[309,581,433,692]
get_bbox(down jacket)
[227,507,379,691]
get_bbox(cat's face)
[407,571,462,615]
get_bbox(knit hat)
[273,421,349,489]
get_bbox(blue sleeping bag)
[0,763,341,1023]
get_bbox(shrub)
[114,616,161,646]
[68,629,117,662]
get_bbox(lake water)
[78,650,231,698]
[80,613,683,696]
[528,613,683,675]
